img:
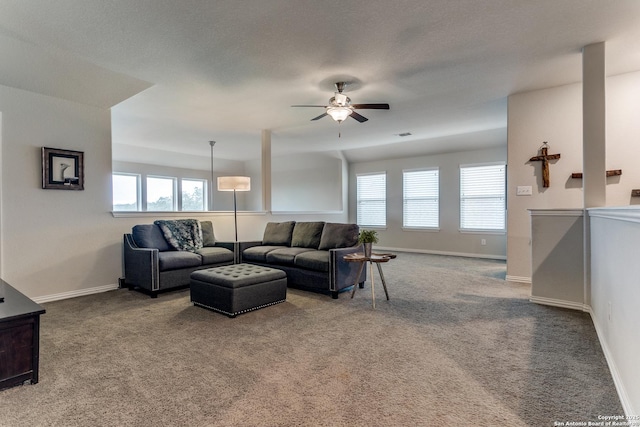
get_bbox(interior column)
[582,42,607,208]
[582,41,607,308]
[261,129,271,212]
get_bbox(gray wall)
[0,83,349,301]
[0,84,119,299]
[349,146,507,258]
[506,70,640,282]
[113,160,257,212]
[272,152,343,212]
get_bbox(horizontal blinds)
[460,164,505,230]
[357,173,386,227]
[403,169,439,228]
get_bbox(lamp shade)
[326,106,352,123]
[217,176,251,192]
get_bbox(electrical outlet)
[516,186,533,196]
[481,239,486,246]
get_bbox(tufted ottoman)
[190,264,287,317]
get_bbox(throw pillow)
[262,221,295,246]
[318,223,359,250]
[132,224,173,251]
[291,222,325,249]
[154,219,203,252]
[201,221,216,247]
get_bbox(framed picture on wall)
[41,147,84,190]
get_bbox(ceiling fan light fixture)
[327,106,352,122]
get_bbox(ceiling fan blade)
[291,105,327,108]
[350,111,369,123]
[351,103,390,110]
[311,113,328,121]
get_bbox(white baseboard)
[33,283,119,304]
[529,295,590,312]
[588,307,636,417]
[374,246,506,261]
[506,275,531,284]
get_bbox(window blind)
[460,164,506,231]
[403,169,439,228]
[357,173,386,227]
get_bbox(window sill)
[111,211,268,218]
[458,229,506,235]
[402,227,440,232]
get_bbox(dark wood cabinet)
[0,280,45,390]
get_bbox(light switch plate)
[516,186,533,196]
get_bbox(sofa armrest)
[239,240,263,251]
[238,241,263,263]
[123,234,160,292]
[329,244,366,292]
[214,241,240,263]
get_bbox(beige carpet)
[0,253,623,426]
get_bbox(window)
[181,179,207,211]
[146,176,176,211]
[357,172,386,227]
[460,163,506,231]
[403,168,439,228]
[112,173,140,211]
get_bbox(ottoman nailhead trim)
[193,299,286,317]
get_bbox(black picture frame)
[42,147,84,190]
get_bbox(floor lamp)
[217,176,251,241]
[209,141,216,211]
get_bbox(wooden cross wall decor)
[529,142,561,188]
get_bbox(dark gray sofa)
[123,220,235,297]
[240,221,366,298]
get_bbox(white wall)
[349,146,507,258]
[589,207,640,416]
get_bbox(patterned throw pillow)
[154,219,203,252]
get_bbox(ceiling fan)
[292,82,390,123]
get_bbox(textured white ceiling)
[1,0,640,164]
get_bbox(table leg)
[376,263,390,300]
[351,262,365,299]
[370,261,375,309]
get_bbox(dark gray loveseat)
[240,221,365,298]
[123,220,235,297]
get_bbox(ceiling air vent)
[395,132,412,137]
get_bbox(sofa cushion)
[196,247,234,264]
[132,224,172,252]
[262,221,295,246]
[201,221,216,247]
[243,246,287,263]
[157,251,202,271]
[291,222,325,249]
[266,247,315,265]
[318,223,359,250]
[293,250,330,272]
